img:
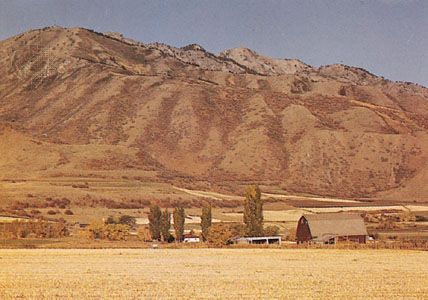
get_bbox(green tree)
[148,205,161,241]
[173,206,185,242]
[243,185,264,237]
[200,205,212,242]
[160,209,171,242]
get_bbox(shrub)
[118,215,136,227]
[105,216,117,224]
[64,209,74,215]
[208,223,245,246]
[415,215,428,222]
[0,220,68,239]
[264,225,280,236]
[137,226,152,242]
[87,222,130,240]
[86,222,104,239]
[9,201,30,210]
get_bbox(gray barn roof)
[303,213,368,239]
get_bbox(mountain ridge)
[1,26,428,203]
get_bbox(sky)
[0,0,427,86]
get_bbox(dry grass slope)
[1,26,428,206]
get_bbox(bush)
[46,198,71,208]
[30,209,41,215]
[64,209,74,215]
[118,215,136,227]
[105,216,117,224]
[416,215,428,222]
[0,220,69,239]
[264,225,280,236]
[87,222,130,241]
[137,226,152,242]
[208,223,245,246]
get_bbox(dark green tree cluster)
[173,206,185,242]
[243,185,264,237]
[200,205,212,242]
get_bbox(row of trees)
[86,185,272,243]
[0,220,69,239]
[205,185,278,245]
[148,205,212,242]
[148,185,270,242]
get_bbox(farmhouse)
[296,213,368,244]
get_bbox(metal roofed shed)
[296,213,368,244]
[228,236,282,245]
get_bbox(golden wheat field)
[0,249,427,299]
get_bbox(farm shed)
[228,236,282,245]
[183,233,200,243]
[296,213,368,244]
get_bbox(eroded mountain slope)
[1,26,428,201]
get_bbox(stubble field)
[0,249,427,299]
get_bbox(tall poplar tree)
[200,205,212,242]
[173,206,185,242]
[243,185,264,237]
[160,209,171,242]
[148,205,161,241]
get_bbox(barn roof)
[303,213,368,239]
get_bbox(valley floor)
[0,248,427,299]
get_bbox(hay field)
[0,249,427,299]
[305,205,428,213]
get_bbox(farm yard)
[0,248,427,299]
[2,179,428,248]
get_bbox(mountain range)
[1,26,428,202]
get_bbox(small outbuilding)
[296,213,368,244]
[228,236,282,245]
[183,233,200,243]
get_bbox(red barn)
[296,213,368,244]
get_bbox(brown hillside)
[1,26,428,202]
